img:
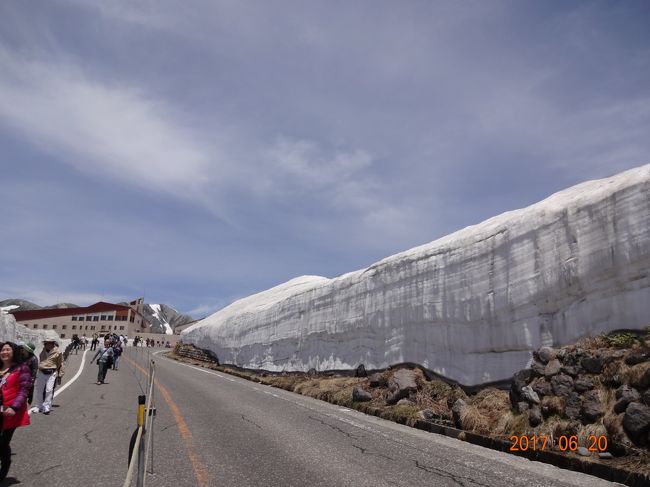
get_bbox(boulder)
[517,401,530,413]
[307,368,318,377]
[355,364,368,378]
[530,377,552,397]
[536,346,556,364]
[581,354,604,374]
[565,392,582,420]
[623,402,650,446]
[615,384,641,402]
[643,389,650,407]
[520,386,540,405]
[397,398,414,406]
[368,373,387,388]
[580,390,604,424]
[451,399,467,428]
[528,406,543,427]
[352,387,372,402]
[561,365,580,377]
[574,376,594,393]
[418,409,436,421]
[625,349,650,366]
[387,369,418,405]
[577,446,591,457]
[531,360,546,376]
[551,374,574,397]
[544,359,562,377]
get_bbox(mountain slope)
[143,304,193,335]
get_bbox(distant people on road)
[112,342,122,371]
[35,339,64,415]
[71,334,81,354]
[90,334,99,351]
[0,341,31,482]
[90,339,114,385]
[18,343,38,405]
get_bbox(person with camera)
[35,339,64,415]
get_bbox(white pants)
[36,370,57,412]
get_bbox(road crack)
[351,444,394,461]
[241,415,263,430]
[413,460,491,487]
[83,430,93,443]
[32,464,63,476]
[308,415,364,440]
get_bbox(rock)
[625,349,650,365]
[451,399,467,428]
[574,376,594,393]
[623,402,650,446]
[368,373,387,388]
[577,446,591,457]
[536,346,556,364]
[397,398,414,406]
[307,368,318,377]
[544,359,562,377]
[531,360,546,376]
[561,365,580,377]
[530,377,552,397]
[517,401,530,413]
[598,452,614,459]
[638,368,650,389]
[352,387,372,402]
[528,406,543,427]
[615,385,640,402]
[387,369,418,405]
[551,374,574,397]
[581,355,604,374]
[556,349,567,362]
[521,386,540,405]
[418,409,436,421]
[355,364,368,377]
[581,390,604,424]
[643,390,650,407]
[565,392,582,420]
[512,369,533,392]
[601,361,624,388]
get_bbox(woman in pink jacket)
[0,341,31,482]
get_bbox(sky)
[1,0,649,318]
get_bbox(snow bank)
[182,164,650,385]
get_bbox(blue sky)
[1,0,649,317]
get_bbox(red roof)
[11,301,131,321]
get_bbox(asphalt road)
[7,347,624,487]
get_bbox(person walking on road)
[90,339,114,385]
[0,341,31,482]
[18,343,38,405]
[35,339,64,415]
[112,341,122,371]
[90,334,99,351]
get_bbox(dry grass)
[541,396,565,418]
[626,362,650,388]
[494,411,529,437]
[576,335,608,349]
[460,405,490,434]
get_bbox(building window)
[107,315,114,321]
[60,334,66,338]
[43,325,48,329]
[85,325,89,330]
[90,326,95,330]
[71,316,77,321]
[33,324,38,329]
[72,325,76,330]
[85,316,91,321]
[100,315,107,320]
[130,315,135,323]
[62,325,67,330]
[119,326,125,330]
[93,316,99,321]
[52,325,57,330]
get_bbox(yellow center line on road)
[124,355,210,487]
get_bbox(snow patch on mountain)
[183,164,649,385]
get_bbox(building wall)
[17,309,139,339]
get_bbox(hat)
[22,342,35,353]
[43,338,58,344]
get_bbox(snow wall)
[182,164,650,386]
[0,313,61,354]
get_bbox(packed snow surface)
[183,164,650,386]
[149,304,173,335]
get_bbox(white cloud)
[0,48,221,205]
